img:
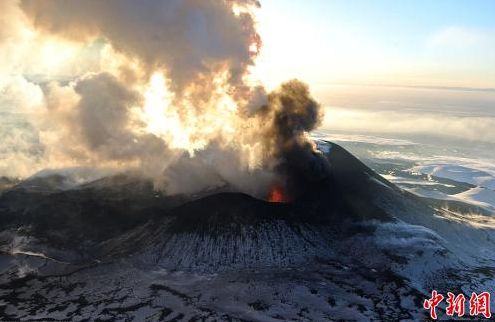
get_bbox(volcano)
[0,141,494,321]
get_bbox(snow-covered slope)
[454,186,495,212]
[412,162,495,190]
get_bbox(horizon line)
[316,82,495,93]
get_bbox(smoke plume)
[20,0,261,99]
[256,80,328,199]
[0,0,325,198]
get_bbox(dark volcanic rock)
[0,174,189,256]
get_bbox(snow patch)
[454,187,495,211]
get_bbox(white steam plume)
[0,0,323,197]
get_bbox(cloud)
[322,106,495,144]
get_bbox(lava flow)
[268,184,289,203]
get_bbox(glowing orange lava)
[268,184,288,203]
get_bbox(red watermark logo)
[424,290,491,319]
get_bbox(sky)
[254,0,495,89]
[1,0,494,181]
[252,0,495,149]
